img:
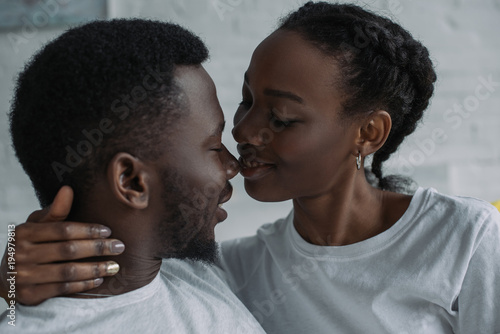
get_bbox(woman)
[3,2,500,333]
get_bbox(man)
[0,19,264,333]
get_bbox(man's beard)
[157,169,218,264]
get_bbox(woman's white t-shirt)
[220,187,500,334]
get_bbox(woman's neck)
[292,176,412,246]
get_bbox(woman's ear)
[107,153,150,209]
[355,110,392,156]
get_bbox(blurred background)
[0,0,499,253]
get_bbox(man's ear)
[107,153,150,209]
[355,110,392,156]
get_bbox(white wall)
[0,0,499,288]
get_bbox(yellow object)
[492,200,500,212]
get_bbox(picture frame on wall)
[0,0,107,30]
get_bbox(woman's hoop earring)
[356,152,362,170]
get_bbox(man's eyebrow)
[210,121,226,137]
[244,72,303,104]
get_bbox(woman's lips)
[239,157,275,180]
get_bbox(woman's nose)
[232,108,268,147]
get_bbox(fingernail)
[94,278,104,286]
[100,227,111,238]
[110,241,125,254]
[105,262,120,275]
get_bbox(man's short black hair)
[9,19,209,207]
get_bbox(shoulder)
[220,213,290,263]
[219,213,291,289]
[413,187,500,247]
[416,187,497,225]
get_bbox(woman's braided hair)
[279,1,437,191]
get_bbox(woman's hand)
[0,186,125,305]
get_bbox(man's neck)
[68,209,163,298]
[72,255,162,298]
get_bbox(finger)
[17,278,106,306]
[17,239,125,264]
[16,261,120,285]
[40,186,74,222]
[26,208,48,223]
[17,221,112,243]
[26,186,74,223]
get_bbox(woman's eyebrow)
[244,72,303,104]
[263,89,303,104]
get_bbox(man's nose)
[220,144,240,180]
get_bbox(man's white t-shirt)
[0,259,265,333]
[220,187,500,333]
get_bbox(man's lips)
[216,183,233,223]
[239,157,276,180]
[218,182,233,206]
